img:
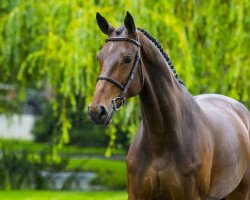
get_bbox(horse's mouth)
[88,108,114,125]
[102,110,114,125]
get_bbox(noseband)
[97,37,142,111]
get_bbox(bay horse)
[88,12,250,200]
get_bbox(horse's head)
[88,12,143,125]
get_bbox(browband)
[106,37,141,46]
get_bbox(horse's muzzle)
[87,105,111,125]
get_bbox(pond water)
[40,171,105,191]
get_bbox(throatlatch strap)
[120,53,141,99]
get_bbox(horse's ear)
[124,11,136,35]
[96,12,113,35]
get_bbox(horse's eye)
[124,57,133,64]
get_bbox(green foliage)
[0,140,126,190]
[0,0,249,145]
[31,98,110,148]
[0,139,48,153]
[0,145,68,190]
[31,96,129,149]
[66,158,126,189]
[0,139,125,156]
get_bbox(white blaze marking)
[108,43,114,54]
[107,42,113,61]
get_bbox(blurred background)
[0,0,249,199]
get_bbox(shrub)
[0,145,68,190]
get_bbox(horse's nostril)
[99,106,107,117]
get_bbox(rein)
[97,37,142,111]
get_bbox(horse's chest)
[127,159,184,200]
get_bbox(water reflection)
[40,171,105,191]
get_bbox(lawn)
[0,139,125,156]
[67,158,127,189]
[0,191,127,200]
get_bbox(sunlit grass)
[67,158,127,189]
[0,139,125,156]
[0,191,127,200]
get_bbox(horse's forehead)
[101,40,135,56]
[99,27,137,58]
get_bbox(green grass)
[67,158,127,189]
[0,139,46,153]
[0,191,127,200]
[0,139,125,156]
[67,158,126,172]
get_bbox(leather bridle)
[97,36,142,111]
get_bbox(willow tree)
[0,0,249,152]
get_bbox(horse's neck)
[138,33,198,153]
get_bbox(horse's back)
[195,94,250,199]
[195,94,250,129]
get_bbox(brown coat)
[88,12,250,200]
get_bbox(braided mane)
[137,28,184,85]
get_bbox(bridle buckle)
[112,97,126,111]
